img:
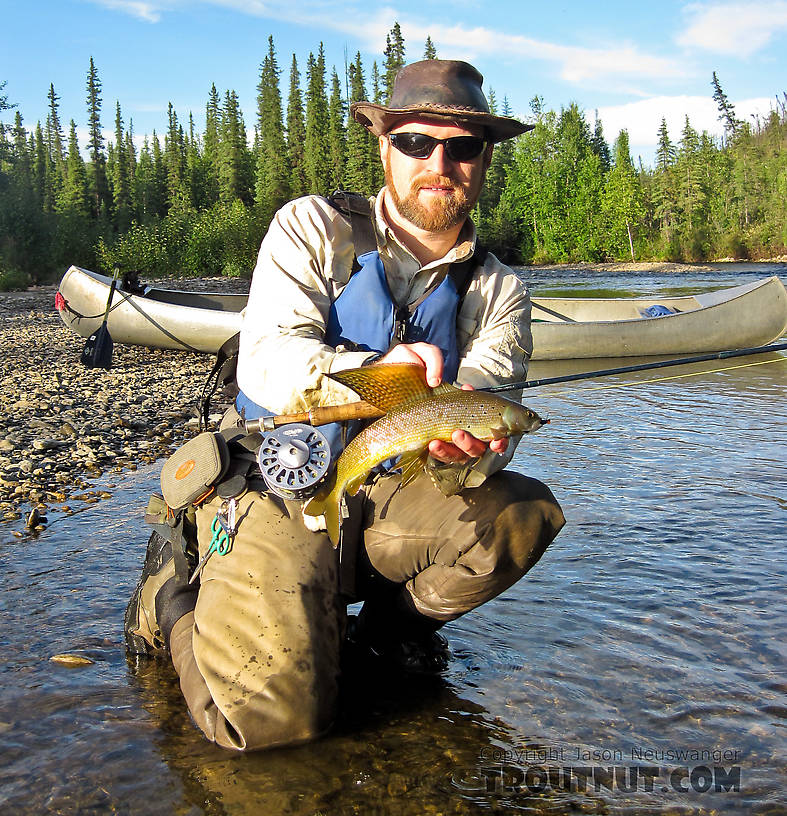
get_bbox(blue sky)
[2,0,786,167]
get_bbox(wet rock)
[25,508,46,529]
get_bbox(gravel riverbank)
[0,277,249,536]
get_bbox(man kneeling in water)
[125,58,565,751]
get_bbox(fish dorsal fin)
[329,363,432,411]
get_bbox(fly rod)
[245,341,787,432]
[483,340,787,393]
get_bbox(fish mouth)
[503,404,545,434]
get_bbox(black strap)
[328,191,377,258]
[199,332,240,429]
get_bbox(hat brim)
[350,102,534,143]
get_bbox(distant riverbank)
[519,256,787,274]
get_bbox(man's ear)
[379,134,388,162]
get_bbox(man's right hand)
[378,342,444,387]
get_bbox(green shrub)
[717,231,749,260]
[0,268,31,292]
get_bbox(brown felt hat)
[350,59,533,143]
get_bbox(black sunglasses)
[388,132,487,162]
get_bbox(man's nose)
[424,143,453,174]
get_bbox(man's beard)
[385,164,477,232]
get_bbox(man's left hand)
[427,384,509,464]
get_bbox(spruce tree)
[345,52,374,193]
[255,35,289,221]
[304,45,330,195]
[286,54,307,198]
[113,101,132,230]
[0,82,14,165]
[602,129,643,260]
[677,115,702,233]
[591,112,611,173]
[125,121,137,209]
[327,68,347,191]
[12,111,32,188]
[203,84,222,207]
[383,22,406,102]
[369,61,385,190]
[85,57,110,219]
[150,131,169,218]
[134,136,154,221]
[423,36,437,59]
[186,112,206,209]
[654,118,677,240]
[711,72,739,141]
[371,61,383,104]
[165,101,187,204]
[33,122,47,207]
[45,83,66,207]
[60,119,90,217]
[219,90,253,204]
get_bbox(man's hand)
[378,341,444,386]
[378,343,508,464]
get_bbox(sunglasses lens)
[390,133,436,158]
[445,136,486,161]
[390,133,486,161]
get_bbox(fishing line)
[535,356,786,396]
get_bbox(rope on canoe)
[60,288,204,354]
[115,290,204,353]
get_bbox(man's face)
[380,120,493,233]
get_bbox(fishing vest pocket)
[159,432,230,510]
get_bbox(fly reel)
[257,424,331,500]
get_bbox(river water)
[1,264,785,815]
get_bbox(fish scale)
[304,364,546,545]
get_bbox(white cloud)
[408,24,685,84]
[597,94,777,163]
[86,0,168,22]
[677,1,787,56]
[332,15,684,85]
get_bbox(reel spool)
[257,423,331,501]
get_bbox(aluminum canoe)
[529,276,787,359]
[56,266,787,360]
[57,265,246,354]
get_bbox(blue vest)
[325,249,462,383]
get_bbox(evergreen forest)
[1,24,786,290]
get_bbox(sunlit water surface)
[1,266,785,815]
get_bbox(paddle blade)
[80,322,114,370]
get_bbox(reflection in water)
[1,269,785,815]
